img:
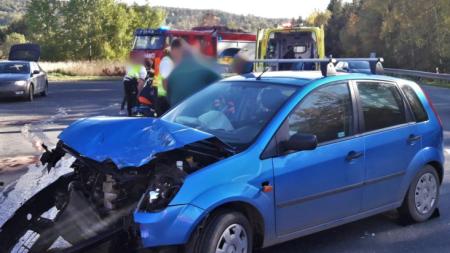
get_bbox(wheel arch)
[29,81,35,93]
[210,201,265,249]
[427,160,444,184]
[191,200,266,250]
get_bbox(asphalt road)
[0,81,449,252]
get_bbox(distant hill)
[160,7,287,32]
[0,0,29,26]
[0,1,287,32]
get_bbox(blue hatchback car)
[1,70,444,253]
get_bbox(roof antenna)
[256,67,271,80]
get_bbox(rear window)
[401,85,428,122]
[357,82,407,132]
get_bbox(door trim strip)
[277,171,406,208]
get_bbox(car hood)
[0,73,29,82]
[58,116,215,169]
[9,43,41,61]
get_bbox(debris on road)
[20,107,69,152]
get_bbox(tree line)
[0,0,448,72]
[1,0,165,61]
[323,0,449,72]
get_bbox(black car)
[335,60,372,74]
[0,44,48,101]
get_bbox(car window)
[287,83,353,143]
[401,85,428,122]
[357,82,406,132]
[0,62,30,74]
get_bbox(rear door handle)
[407,134,421,144]
[346,151,363,161]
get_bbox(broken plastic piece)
[40,142,66,171]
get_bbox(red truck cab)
[130,26,256,75]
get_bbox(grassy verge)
[420,79,450,88]
[387,73,450,88]
[48,72,122,81]
[41,60,125,81]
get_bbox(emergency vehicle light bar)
[252,57,384,77]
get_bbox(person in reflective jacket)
[121,56,147,116]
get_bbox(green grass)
[48,72,122,81]
[386,73,450,88]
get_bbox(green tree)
[26,0,64,60]
[325,0,345,56]
[0,32,26,58]
[306,10,332,27]
[23,0,164,60]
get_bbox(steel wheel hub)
[215,224,248,253]
[415,172,437,215]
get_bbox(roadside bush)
[40,60,125,76]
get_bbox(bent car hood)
[8,43,41,61]
[58,116,214,169]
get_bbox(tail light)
[421,86,442,127]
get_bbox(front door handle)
[407,134,421,144]
[346,151,363,161]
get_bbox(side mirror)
[32,70,40,75]
[281,133,318,153]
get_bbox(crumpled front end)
[26,116,234,251]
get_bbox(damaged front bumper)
[134,204,205,248]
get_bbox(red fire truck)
[130,26,256,74]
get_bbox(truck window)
[133,35,165,50]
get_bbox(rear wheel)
[399,165,440,222]
[186,211,253,253]
[41,81,48,96]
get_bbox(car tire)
[26,84,34,102]
[186,210,253,253]
[41,81,48,96]
[399,165,440,223]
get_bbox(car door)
[354,81,421,211]
[273,82,365,236]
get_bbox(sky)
[125,0,337,19]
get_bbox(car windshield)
[219,48,240,58]
[0,62,29,74]
[163,81,298,148]
[133,35,165,50]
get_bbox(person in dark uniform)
[280,45,295,70]
[166,39,222,107]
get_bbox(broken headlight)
[138,164,186,212]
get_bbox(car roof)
[224,71,329,85]
[223,70,405,86]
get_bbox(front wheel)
[399,165,440,222]
[26,84,34,101]
[186,211,253,253]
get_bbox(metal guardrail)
[384,68,450,81]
